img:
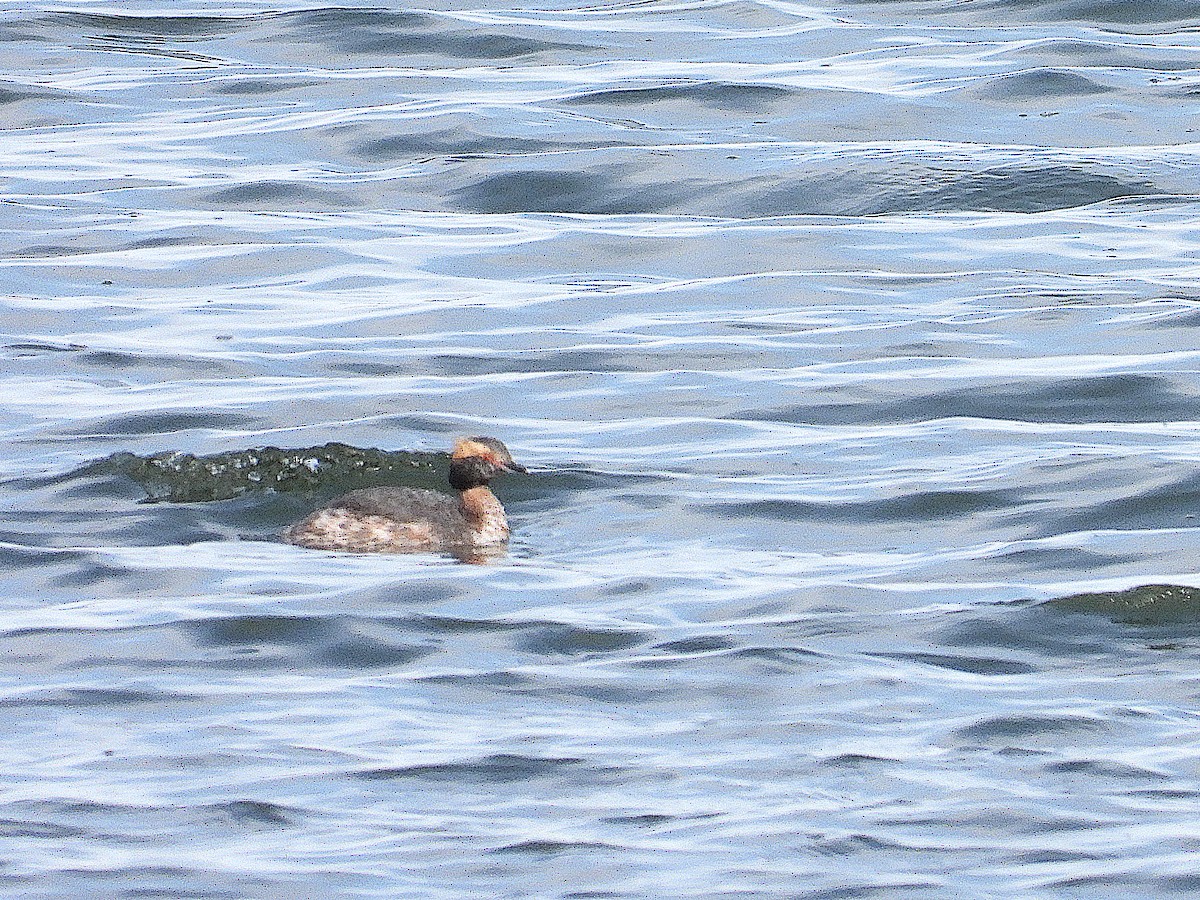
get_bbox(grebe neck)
[458,485,509,544]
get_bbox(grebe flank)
[282,436,526,553]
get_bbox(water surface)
[3,1,1200,897]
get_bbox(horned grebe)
[282,436,525,554]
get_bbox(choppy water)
[4,1,1200,896]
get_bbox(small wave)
[0,688,190,708]
[3,341,86,354]
[1045,474,1200,536]
[181,614,435,670]
[491,839,621,855]
[0,819,87,840]
[74,411,256,437]
[600,812,677,826]
[743,374,1193,426]
[0,83,69,105]
[52,11,248,39]
[938,606,1115,656]
[1049,583,1200,624]
[870,651,1037,675]
[82,443,442,503]
[353,753,585,783]
[185,613,334,647]
[516,624,648,656]
[353,130,565,162]
[568,81,795,110]
[210,799,295,828]
[651,635,736,654]
[997,0,1198,27]
[450,160,1155,217]
[955,713,1105,742]
[991,546,1142,574]
[211,77,319,96]
[277,8,585,59]
[748,164,1154,216]
[846,0,1198,28]
[820,753,900,768]
[968,69,1114,99]
[202,181,354,209]
[702,489,1020,524]
[452,169,691,216]
[1045,758,1168,780]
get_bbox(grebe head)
[448,436,526,490]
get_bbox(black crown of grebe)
[283,436,526,553]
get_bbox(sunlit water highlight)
[4,1,1200,897]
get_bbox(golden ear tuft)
[451,438,495,460]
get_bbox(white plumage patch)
[284,508,437,553]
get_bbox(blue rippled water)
[4,1,1200,896]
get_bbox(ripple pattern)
[3,1,1200,897]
